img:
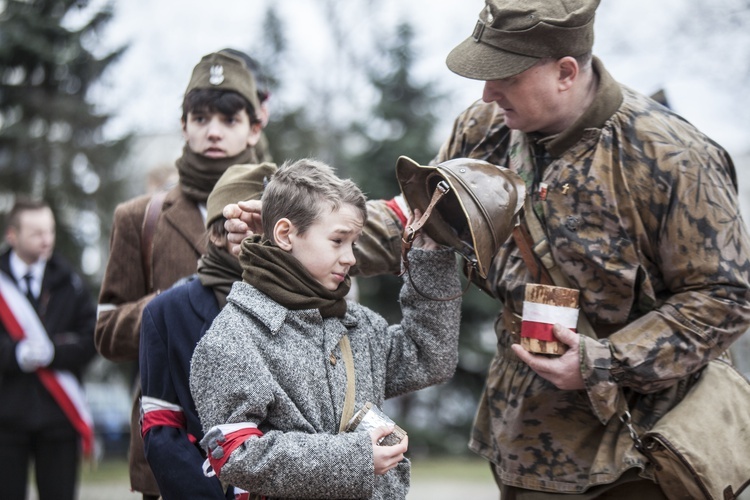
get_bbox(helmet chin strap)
[399,180,473,301]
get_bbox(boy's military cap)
[206,162,277,229]
[447,0,600,81]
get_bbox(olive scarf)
[239,236,350,318]
[196,243,243,309]
[176,145,259,203]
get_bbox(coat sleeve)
[378,247,463,399]
[581,138,750,423]
[351,199,404,277]
[140,304,228,500]
[47,270,97,374]
[96,199,155,361]
[190,318,376,499]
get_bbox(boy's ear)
[247,122,262,148]
[273,218,294,251]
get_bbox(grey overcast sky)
[83,0,748,158]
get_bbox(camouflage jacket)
[427,58,750,492]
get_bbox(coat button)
[329,353,337,366]
[565,215,580,232]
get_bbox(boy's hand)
[223,200,263,256]
[370,426,408,475]
[408,210,440,251]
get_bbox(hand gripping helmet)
[396,155,526,280]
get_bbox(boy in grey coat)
[190,158,462,499]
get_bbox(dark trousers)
[493,464,668,499]
[0,422,79,500]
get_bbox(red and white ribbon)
[0,272,94,457]
[202,422,263,479]
[521,301,578,342]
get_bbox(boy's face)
[282,204,364,291]
[182,109,261,159]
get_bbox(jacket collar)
[544,57,624,158]
[185,276,221,321]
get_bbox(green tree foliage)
[255,5,327,166]
[347,23,441,197]
[0,0,130,285]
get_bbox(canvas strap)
[399,180,451,277]
[338,334,356,433]
[512,197,597,340]
[141,190,168,294]
[399,180,471,301]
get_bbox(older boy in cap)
[218,1,750,497]
[139,163,276,500]
[96,50,272,499]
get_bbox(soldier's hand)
[223,200,263,256]
[511,324,585,390]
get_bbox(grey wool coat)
[190,248,462,499]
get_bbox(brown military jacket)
[96,186,205,361]
[96,185,205,495]
[428,58,750,492]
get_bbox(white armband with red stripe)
[385,195,410,227]
[201,422,264,479]
[141,396,186,437]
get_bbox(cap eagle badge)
[209,64,225,85]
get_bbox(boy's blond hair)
[261,159,367,239]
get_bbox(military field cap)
[185,51,262,113]
[205,162,277,229]
[396,156,526,279]
[219,48,270,102]
[446,0,600,81]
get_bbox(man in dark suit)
[0,198,97,500]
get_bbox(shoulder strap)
[141,190,168,294]
[338,334,357,433]
[512,197,598,339]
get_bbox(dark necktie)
[23,273,38,308]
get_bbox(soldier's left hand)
[511,324,585,390]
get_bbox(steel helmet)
[396,155,526,279]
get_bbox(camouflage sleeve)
[579,141,750,424]
[351,199,404,277]
[433,99,511,166]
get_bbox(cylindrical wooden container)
[520,284,579,355]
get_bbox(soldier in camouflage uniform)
[224,0,750,497]
[442,0,750,497]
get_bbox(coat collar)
[544,57,624,158]
[185,276,221,322]
[226,281,359,335]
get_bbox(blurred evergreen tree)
[0,0,130,288]
[255,5,326,166]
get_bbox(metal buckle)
[472,20,485,42]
